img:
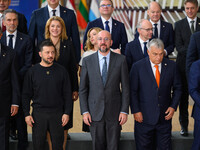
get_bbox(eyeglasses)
[140,28,153,32]
[97,37,110,42]
[100,4,112,8]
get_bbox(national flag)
[89,0,100,21]
[77,0,89,29]
[66,0,76,15]
[41,0,48,8]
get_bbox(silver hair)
[137,19,148,29]
[148,1,162,10]
[147,38,164,51]
[3,9,18,20]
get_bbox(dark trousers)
[134,120,172,150]
[0,117,10,150]
[32,111,64,150]
[89,116,121,150]
[178,68,189,130]
[192,119,200,150]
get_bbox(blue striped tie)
[102,57,107,86]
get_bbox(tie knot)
[52,10,56,16]
[155,64,159,69]
[103,57,107,61]
[191,20,195,24]
[154,23,157,27]
[105,21,109,25]
[143,42,147,46]
[8,34,14,38]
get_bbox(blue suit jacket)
[186,31,200,76]
[189,60,200,120]
[130,57,181,125]
[28,5,80,63]
[83,17,128,55]
[125,38,145,71]
[1,31,33,80]
[135,20,174,56]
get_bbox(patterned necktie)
[143,42,148,57]
[154,23,158,38]
[105,21,110,32]
[52,10,56,16]
[191,20,195,34]
[8,34,14,49]
[155,65,160,87]
[102,57,107,86]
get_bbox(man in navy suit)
[0,0,27,34]
[175,0,200,136]
[83,0,128,55]
[28,0,80,63]
[189,59,200,150]
[130,39,181,150]
[125,19,153,71]
[1,9,33,150]
[147,1,174,56]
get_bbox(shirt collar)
[98,50,111,61]
[149,59,161,69]
[48,4,60,14]
[101,16,112,24]
[6,30,17,37]
[139,36,149,44]
[187,16,197,23]
[150,19,161,26]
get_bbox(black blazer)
[1,31,33,80]
[0,44,20,117]
[56,39,78,92]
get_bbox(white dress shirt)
[101,16,112,34]
[150,19,161,38]
[150,60,161,77]
[138,36,149,54]
[187,16,197,31]
[48,4,60,17]
[6,30,17,49]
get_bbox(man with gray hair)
[125,19,153,71]
[130,38,181,150]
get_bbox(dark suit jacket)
[28,5,80,63]
[56,39,78,92]
[125,38,145,71]
[186,31,200,76]
[175,17,200,72]
[130,57,181,125]
[17,12,28,34]
[189,60,200,120]
[134,20,174,56]
[83,17,128,55]
[0,44,20,117]
[79,51,130,122]
[1,31,33,80]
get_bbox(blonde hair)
[45,16,68,41]
[84,27,102,51]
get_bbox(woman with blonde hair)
[45,16,78,150]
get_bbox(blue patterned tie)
[143,42,148,57]
[102,57,107,86]
[154,23,158,38]
[8,34,14,49]
[105,21,110,32]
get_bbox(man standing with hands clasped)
[22,40,72,150]
[79,30,129,150]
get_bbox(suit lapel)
[44,6,50,22]
[196,17,200,32]
[145,57,158,88]
[160,58,168,87]
[2,32,6,46]
[14,32,22,50]
[93,52,103,83]
[136,38,145,57]
[111,18,117,40]
[98,18,104,29]
[182,18,192,36]
[160,21,166,39]
[60,5,67,18]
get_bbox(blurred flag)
[41,0,48,7]
[66,0,76,14]
[77,0,88,29]
[89,0,100,21]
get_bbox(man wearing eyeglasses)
[83,0,128,55]
[125,19,153,71]
[79,30,129,150]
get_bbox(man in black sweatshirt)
[22,40,72,150]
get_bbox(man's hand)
[83,112,92,126]
[133,112,143,123]
[25,116,34,127]
[72,91,79,101]
[119,113,128,125]
[11,106,18,116]
[62,114,69,126]
[165,107,175,120]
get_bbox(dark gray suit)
[175,17,200,132]
[79,51,129,150]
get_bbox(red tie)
[155,65,160,87]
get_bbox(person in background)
[44,16,78,150]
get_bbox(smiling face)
[0,0,10,13]
[3,12,18,33]
[185,2,199,19]
[49,20,62,38]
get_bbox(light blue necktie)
[105,21,110,32]
[102,57,107,86]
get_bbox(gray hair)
[148,1,162,10]
[137,19,148,29]
[147,38,164,51]
[3,9,18,20]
